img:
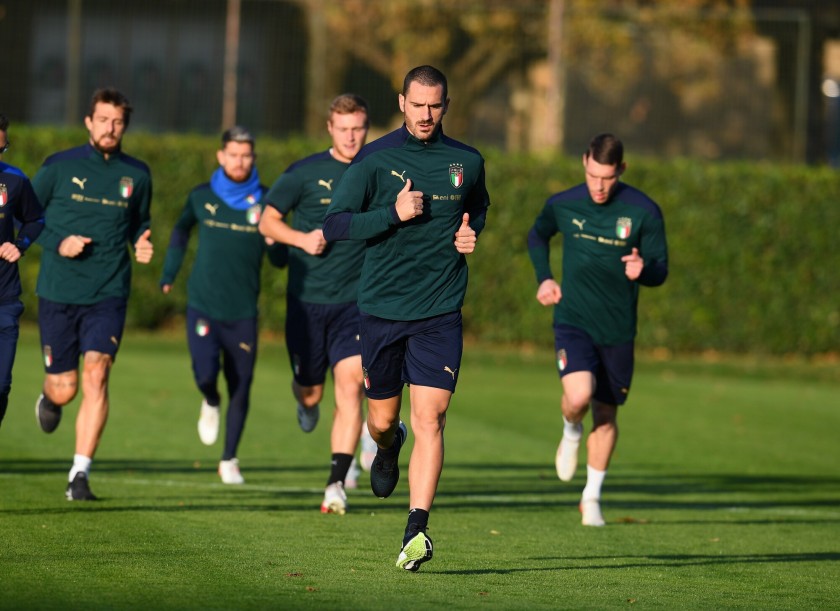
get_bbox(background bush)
[10,126,840,355]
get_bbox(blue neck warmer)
[210,167,262,210]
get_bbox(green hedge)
[9,127,840,355]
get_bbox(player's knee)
[563,393,591,415]
[44,383,76,407]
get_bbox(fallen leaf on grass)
[615,517,649,524]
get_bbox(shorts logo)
[0,184,7,207]
[239,342,252,353]
[616,217,632,239]
[120,177,133,198]
[449,163,464,188]
[43,345,53,368]
[557,349,567,372]
[195,319,210,337]
[246,203,261,225]
[443,366,458,380]
[363,367,371,390]
[110,336,119,347]
[293,354,301,376]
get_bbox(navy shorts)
[360,310,463,400]
[285,294,361,386]
[38,296,127,374]
[553,323,634,406]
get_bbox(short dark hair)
[0,113,8,132]
[402,65,448,101]
[221,125,255,148]
[88,87,133,126]
[585,133,624,166]
[329,93,369,120]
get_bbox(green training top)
[323,125,490,321]
[33,144,152,305]
[160,181,286,321]
[527,182,668,346]
[264,150,364,304]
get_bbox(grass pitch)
[1,328,839,609]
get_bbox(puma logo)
[318,179,333,191]
[110,336,119,347]
[444,366,458,380]
[390,170,407,183]
[572,219,586,231]
[205,203,219,216]
[72,177,87,190]
[239,342,252,353]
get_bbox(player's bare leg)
[331,355,364,455]
[76,351,112,458]
[321,355,365,512]
[407,385,450,511]
[556,371,595,481]
[586,400,618,472]
[579,400,617,527]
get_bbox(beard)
[91,134,120,154]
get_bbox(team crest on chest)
[449,163,464,188]
[616,217,632,239]
[119,177,133,198]
[0,184,7,207]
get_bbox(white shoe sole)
[320,500,346,515]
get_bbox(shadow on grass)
[435,552,840,575]
[3,459,839,518]
[0,457,325,475]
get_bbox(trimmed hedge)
[9,127,840,355]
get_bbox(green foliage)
[10,126,840,354]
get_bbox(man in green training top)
[259,94,370,515]
[323,65,491,571]
[527,133,668,527]
[160,126,287,485]
[32,87,154,501]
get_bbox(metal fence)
[2,0,836,163]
